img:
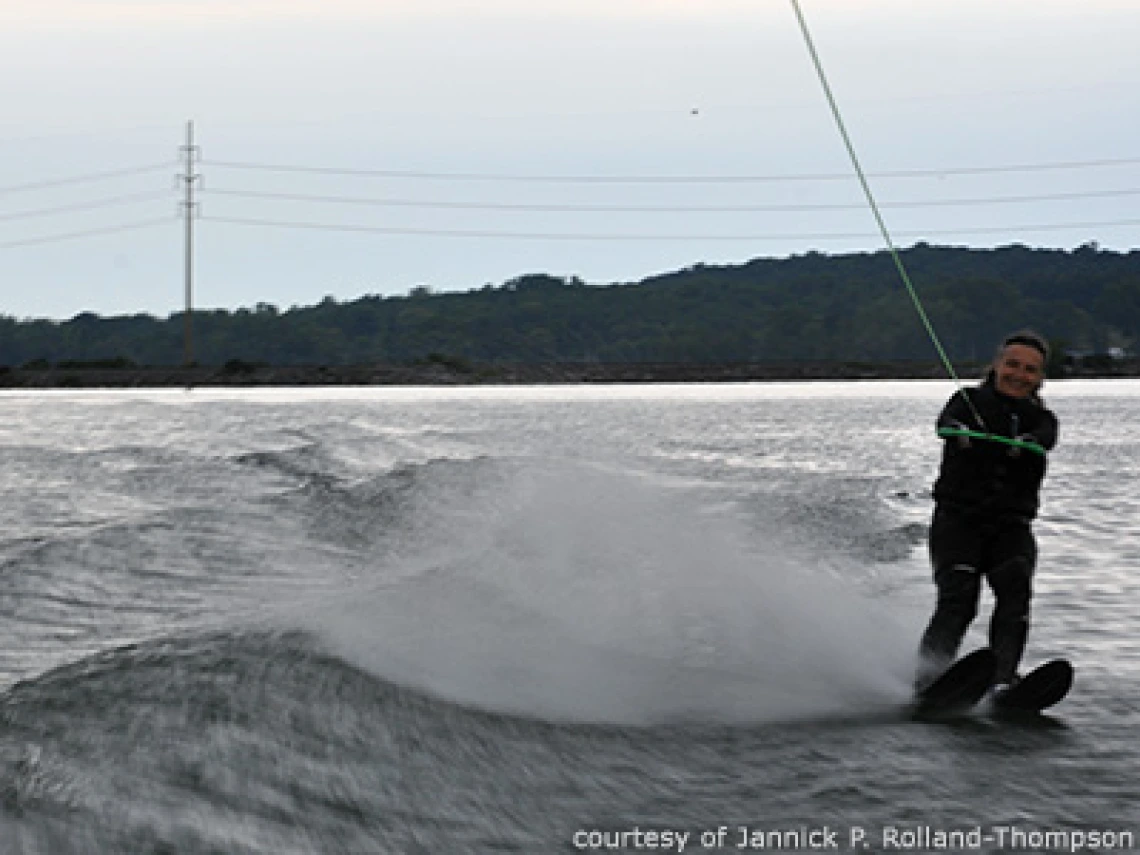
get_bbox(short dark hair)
[1002,330,1049,361]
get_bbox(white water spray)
[304,458,921,725]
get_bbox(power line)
[0,190,173,222]
[0,217,174,250]
[200,213,1140,242]
[201,155,1140,184]
[200,185,1140,214]
[0,162,177,196]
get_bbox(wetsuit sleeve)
[1026,409,1059,451]
[936,390,981,432]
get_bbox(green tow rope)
[936,427,1046,456]
[788,1,990,435]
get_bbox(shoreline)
[2,359,1138,389]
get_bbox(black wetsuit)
[917,378,1059,686]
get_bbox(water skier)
[916,330,1059,699]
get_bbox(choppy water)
[0,381,1137,854]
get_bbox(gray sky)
[1,0,1137,319]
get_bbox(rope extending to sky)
[789,1,962,385]
[789,0,990,431]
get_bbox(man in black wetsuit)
[916,331,1059,699]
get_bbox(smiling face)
[994,343,1045,399]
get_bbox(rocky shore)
[2,357,1137,389]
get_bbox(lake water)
[0,381,1137,853]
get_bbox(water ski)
[912,648,994,717]
[991,659,1073,716]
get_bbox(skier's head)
[988,330,1048,400]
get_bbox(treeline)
[2,242,1139,367]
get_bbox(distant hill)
[2,242,1138,368]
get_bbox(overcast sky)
[1,0,1137,319]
